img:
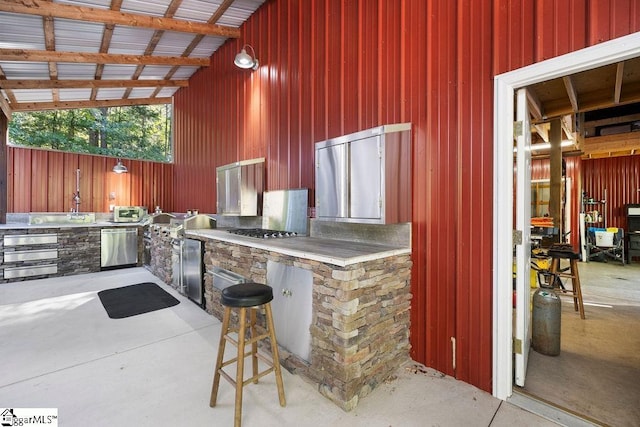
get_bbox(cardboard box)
[595,231,614,247]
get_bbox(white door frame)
[492,31,640,400]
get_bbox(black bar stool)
[210,282,286,427]
[548,245,585,319]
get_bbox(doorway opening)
[493,31,640,420]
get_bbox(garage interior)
[514,56,640,427]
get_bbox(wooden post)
[549,119,562,235]
[0,111,7,224]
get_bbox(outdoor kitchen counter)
[185,228,410,267]
[0,221,144,229]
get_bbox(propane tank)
[532,288,561,356]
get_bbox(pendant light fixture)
[234,44,259,70]
[113,158,128,174]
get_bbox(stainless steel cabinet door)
[349,135,382,219]
[267,260,313,362]
[316,142,347,219]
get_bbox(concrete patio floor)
[1,267,567,426]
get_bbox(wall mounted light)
[113,158,128,174]
[234,44,259,70]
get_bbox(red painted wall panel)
[583,156,640,231]
[6,146,173,214]
[172,0,640,393]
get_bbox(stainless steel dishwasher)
[101,228,138,269]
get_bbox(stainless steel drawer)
[4,264,58,279]
[4,234,58,246]
[4,249,58,263]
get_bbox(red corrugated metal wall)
[7,146,173,213]
[583,156,640,231]
[173,0,640,393]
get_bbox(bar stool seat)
[548,246,585,319]
[210,283,286,427]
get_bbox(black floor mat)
[98,282,180,319]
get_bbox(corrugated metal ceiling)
[0,0,266,114]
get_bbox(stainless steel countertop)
[185,228,411,267]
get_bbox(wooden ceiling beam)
[0,0,240,37]
[581,131,640,156]
[11,97,172,112]
[0,79,188,89]
[0,91,12,120]
[0,48,209,66]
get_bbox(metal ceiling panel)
[120,0,174,17]
[110,27,155,55]
[95,88,127,100]
[59,89,93,101]
[58,0,111,9]
[153,32,206,56]
[156,87,178,97]
[57,63,102,79]
[54,18,105,52]
[0,14,46,50]
[163,66,199,79]
[127,88,159,99]
[189,36,226,58]
[216,0,266,27]
[0,62,50,79]
[12,89,53,103]
[101,64,138,79]
[139,65,197,79]
[173,0,221,23]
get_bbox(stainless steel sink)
[28,212,97,225]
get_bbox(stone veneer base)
[200,238,412,411]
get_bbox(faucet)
[71,169,81,214]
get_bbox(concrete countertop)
[0,221,146,230]
[186,228,411,267]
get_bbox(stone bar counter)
[186,222,412,411]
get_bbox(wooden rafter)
[0,0,241,37]
[0,49,209,67]
[123,0,184,100]
[12,97,172,112]
[91,0,123,101]
[0,79,188,89]
[42,15,59,102]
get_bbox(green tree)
[8,105,172,162]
